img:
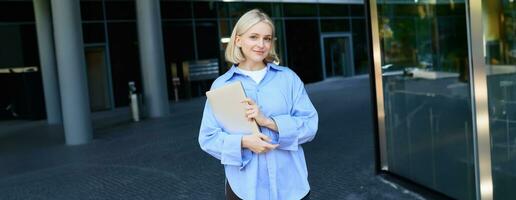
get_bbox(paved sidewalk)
[0,76,420,199]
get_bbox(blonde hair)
[225,9,280,65]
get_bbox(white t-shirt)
[238,67,268,84]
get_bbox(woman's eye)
[250,35,257,39]
[265,37,272,41]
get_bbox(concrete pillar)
[33,0,62,124]
[135,0,170,118]
[50,0,92,145]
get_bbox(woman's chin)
[250,56,266,63]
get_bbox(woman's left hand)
[242,98,278,131]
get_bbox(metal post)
[368,0,389,171]
[466,0,493,199]
[51,0,93,145]
[33,0,62,124]
[135,0,170,118]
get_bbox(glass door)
[369,0,476,199]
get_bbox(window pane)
[193,2,217,19]
[218,19,231,38]
[321,19,350,32]
[350,4,365,17]
[105,1,135,20]
[216,2,229,19]
[161,1,192,19]
[484,0,516,199]
[274,19,286,66]
[162,21,195,100]
[107,22,141,107]
[225,2,272,19]
[196,20,219,59]
[285,19,322,83]
[283,3,317,17]
[81,1,104,21]
[351,18,369,74]
[319,4,349,17]
[162,22,195,63]
[0,25,25,68]
[271,3,283,18]
[0,2,34,22]
[0,24,43,119]
[82,23,105,43]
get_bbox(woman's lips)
[254,50,265,55]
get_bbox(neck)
[238,61,266,71]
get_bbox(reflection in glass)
[484,1,516,199]
[377,1,475,199]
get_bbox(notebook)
[205,81,260,135]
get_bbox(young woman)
[199,9,318,200]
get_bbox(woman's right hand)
[242,133,279,154]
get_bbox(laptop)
[206,81,260,135]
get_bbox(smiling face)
[235,22,273,68]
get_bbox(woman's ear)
[235,36,241,48]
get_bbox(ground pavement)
[0,76,422,200]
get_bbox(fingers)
[254,141,278,154]
[263,142,279,150]
[257,133,272,142]
[245,104,256,110]
[242,99,261,121]
[245,109,256,115]
[244,133,278,154]
[244,104,257,112]
[246,110,258,119]
[241,98,256,105]
[245,104,260,120]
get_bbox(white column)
[33,0,62,124]
[51,0,93,145]
[136,0,170,118]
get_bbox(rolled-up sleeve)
[271,74,318,151]
[199,101,252,168]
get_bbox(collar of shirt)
[220,62,284,82]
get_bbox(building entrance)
[85,46,113,111]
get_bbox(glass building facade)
[369,0,516,199]
[0,0,368,120]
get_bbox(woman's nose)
[257,39,264,47]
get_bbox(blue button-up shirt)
[199,63,318,200]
